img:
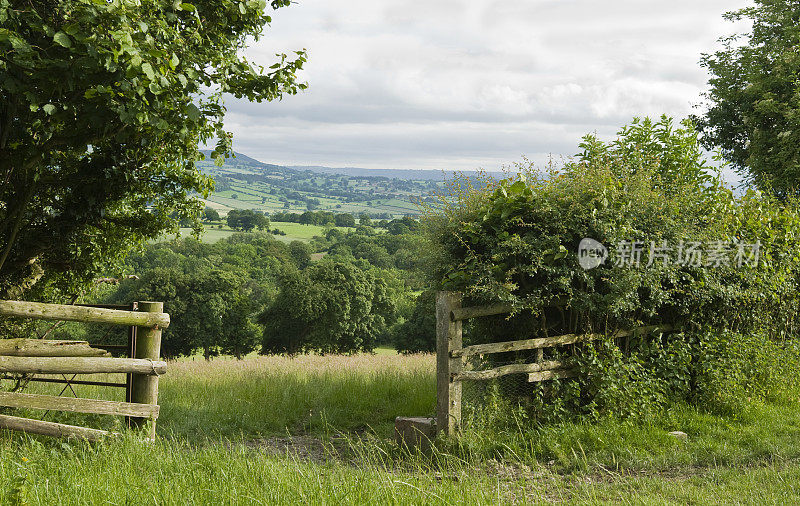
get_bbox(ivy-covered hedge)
[424,116,800,419]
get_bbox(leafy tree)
[299,211,317,226]
[217,292,262,359]
[316,211,335,226]
[288,240,312,269]
[259,261,396,355]
[393,290,436,353]
[696,0,800,195]
[202,207,221,222]
[334,213,356,228]
[387,217,419,235]
[226,209,269,232]
[325,228,344,242]
[102,235,289,358]
[0,0,306,299]
[117,265,261,359]
[352,242,392,269]
[358,213,372,226]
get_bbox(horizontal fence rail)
[452,325,673,359]
[0,338,110,357]
[452,360,563,381]
[450,303,512,322]
[0,356,166,375]
[0,414,114,441]
[0,300,169,328]
[449,297,569,322]
[0,376,127,388]
[0,391,160,419]
[436,291,675,435]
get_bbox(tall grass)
[160,353,435,438]
[0,435,536,505]
[4,352,800,503]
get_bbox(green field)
[169,221,347,244]
[3,352,800,503]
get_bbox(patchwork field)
[195,152,433,218]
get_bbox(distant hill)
[194,150,504,218]
[199,150,290,172]
[200,150,502,181]
[196,150,441,218]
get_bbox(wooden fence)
[436,291,672,434]
[0,300,169,441]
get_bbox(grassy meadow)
[169,221,352,244]
[3,352,800,503]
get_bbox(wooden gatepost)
[0,300,168,441]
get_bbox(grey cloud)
[216,0,752,186]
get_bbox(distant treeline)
[269,211,420,233]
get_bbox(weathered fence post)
[125,301,138,428]
[130,301,163,440]
[436,291,462,435]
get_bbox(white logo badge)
[578,238,608,270]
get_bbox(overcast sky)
[222,0,752,178]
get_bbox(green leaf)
[186,103,201,121]
[63,24,80,36]
[141,62,155,80]
[43,104,56,115]
[53,32,72,48]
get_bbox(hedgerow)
[424,116,800,420]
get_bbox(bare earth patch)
[243,435,350,462]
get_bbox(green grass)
[5,352,800,503]
[158,354,434,438]
[0,435,540,505]
[268,221,349,240]
[5,435,800,504]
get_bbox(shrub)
[424,116,800,420]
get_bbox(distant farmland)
[197,151,440,218]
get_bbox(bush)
[692,330,800,414]
[424,116,800,420]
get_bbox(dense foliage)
[426,116,800,419]
[0,0,306,300]
[100,233,289,358]
[392,290,437,354]
[696,0,800,196]
[81,222,425,358]
[260,259,400,355]
[226,209,269,232]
